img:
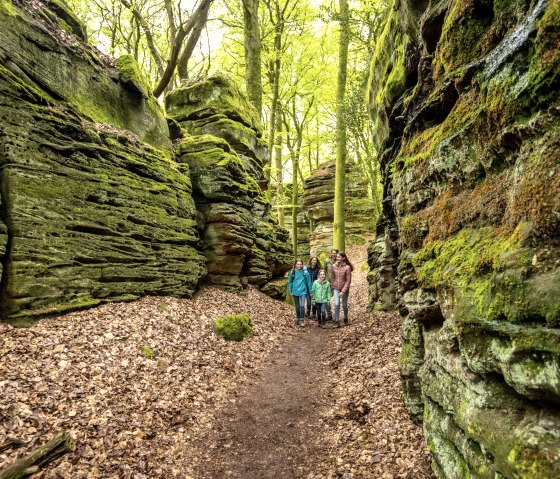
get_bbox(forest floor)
[0,244,433,479]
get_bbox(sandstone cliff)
[303,160,376,258]
[166,75,292,294]
[0,0,206,321]
[368,0,560,477]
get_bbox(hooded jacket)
[312,279,331,303]
[288,267,312,296]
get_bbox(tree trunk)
[266,2,282,187]
[275,113,285,227]
[0,433,73,479]
[291,152,298,257]
[153,0,214,98]
[177,0,211,82]
[242,0,263,114]
[333,0,349,251]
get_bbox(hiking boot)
[335,321,341,328]
[344,318,349,326]
[299,320,305,327]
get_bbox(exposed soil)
[192,325,334,479]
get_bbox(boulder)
[303,161,376,257]
[0,2,207,321]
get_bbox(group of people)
[287,249,353,328]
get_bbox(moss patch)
[213,313,254,341]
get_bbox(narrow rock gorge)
[368,0,559,477]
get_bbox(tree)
[69,0,217,96]
[333,0,349,251]
[242,0,263,113]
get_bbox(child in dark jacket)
[312,269,331,328]
[306,256,321,319]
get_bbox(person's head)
[337,251,354,271]
[308,256,320,268]
[293,259,303,269]
[318,269,326,281]
[331,248,339,260]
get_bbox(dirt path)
[193,325,334,479]
[187,243,433,479]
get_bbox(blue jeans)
[316,303,327,324]
[333,289,349,323]
[293,295,306,324]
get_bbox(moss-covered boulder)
[0,1,206,322]
[303,161,376,256]
[368,0,560,476]
[0,1,170,151]
[168,75,291,294]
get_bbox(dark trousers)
[325,302,332,321]
[316,303,327,324]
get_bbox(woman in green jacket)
[311,269,331,328]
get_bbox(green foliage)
[213,313,254,341]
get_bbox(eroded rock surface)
[167,75,292,294]
[0,1,206,321]
[368,0,560,477]
[303,160,376,258]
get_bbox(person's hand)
[340,291,345,297]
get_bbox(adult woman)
[331,251,353,327]
[288,259,312,327]
[306,256,321,319]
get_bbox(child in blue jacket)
[288,259,312,326]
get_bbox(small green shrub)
[213,313,254,341]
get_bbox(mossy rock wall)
[368,0,560,477]
[0,1,207,321]
[303,160,376,257]
[167,75,292,295]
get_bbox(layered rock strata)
[166,75,292,293]
[0,0,206,321]
[303,161,376,258]
[368,0,560,477]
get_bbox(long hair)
[338,251,354,271]
[307,256,321,269]
[291,258,304,281]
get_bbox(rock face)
[368,0,560,477]
[0,1,206,321]
[166,75,292,294]
[303,161,376,258]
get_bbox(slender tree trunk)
[242,0,263,114]
[275,113,285,227]
[153,0,214,98]
[291,154,298,257]
[333,0,349,251]
[266,0,283,187]
[177,0,211,82]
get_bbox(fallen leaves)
[0,287,297,478]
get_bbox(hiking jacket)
[312,279,331,303]
[307,265,320,283]
[331,262,351,292]
[288,268,312,297]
